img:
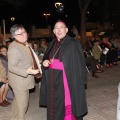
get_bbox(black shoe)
[99,69,104,72]
[94,69,104,73]
[92,72,99,78]
[92,74,99,78]
[113,63,118,65]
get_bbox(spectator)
[0,45,14,101]
[38,39,48,63]
[71,25,79,38]
[0,60,10,107]
[84,47,103,78]
[92,40,106,68]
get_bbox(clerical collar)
[57,35,67,42]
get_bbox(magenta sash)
[49,59,76,120]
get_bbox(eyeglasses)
[0,50,7,52]
[16,31,27,36]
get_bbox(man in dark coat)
[39,21,88,120]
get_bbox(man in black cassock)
[39,21,88,120]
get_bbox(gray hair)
[10,24,25,38]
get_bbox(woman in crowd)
[0,60,10,107]
[0,45,14,102]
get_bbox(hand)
[43,60,51,67]
[0,78,7,83]
[27,67,39,75]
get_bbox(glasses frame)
[15,31,27,36]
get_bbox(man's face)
[14,28,28,43]
[33,44,38,50]
[53,22,68,40]
[41,41,46,46]
[95,42,100,46]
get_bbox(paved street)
[0,62,120,120]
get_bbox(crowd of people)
[0,22,120,120]
[83,35,119,78]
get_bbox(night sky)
[0,0,119,33]
[0,0,81,33]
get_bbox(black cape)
[40,35,88,118]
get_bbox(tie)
[28,45,41,78]
[14,40,41,78]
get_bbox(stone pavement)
[0,62,120,120]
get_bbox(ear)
[66,28,68,33]
[53,29,55,34]
[14,36,17,40]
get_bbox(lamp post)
[43,13,50,23]
[3,19,6,41]
[55,2,64,20]
[2,17,15,42]
[55,2,62,8]
[11,17,15,21]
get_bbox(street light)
[55,2,64,20]
[55,2,64,13]
[3,19,6,41]
[43,13,50,23]
[55,2,62,8]
[11,17,15,21]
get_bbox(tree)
[78,0,120,45]
[78,0,92,45]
